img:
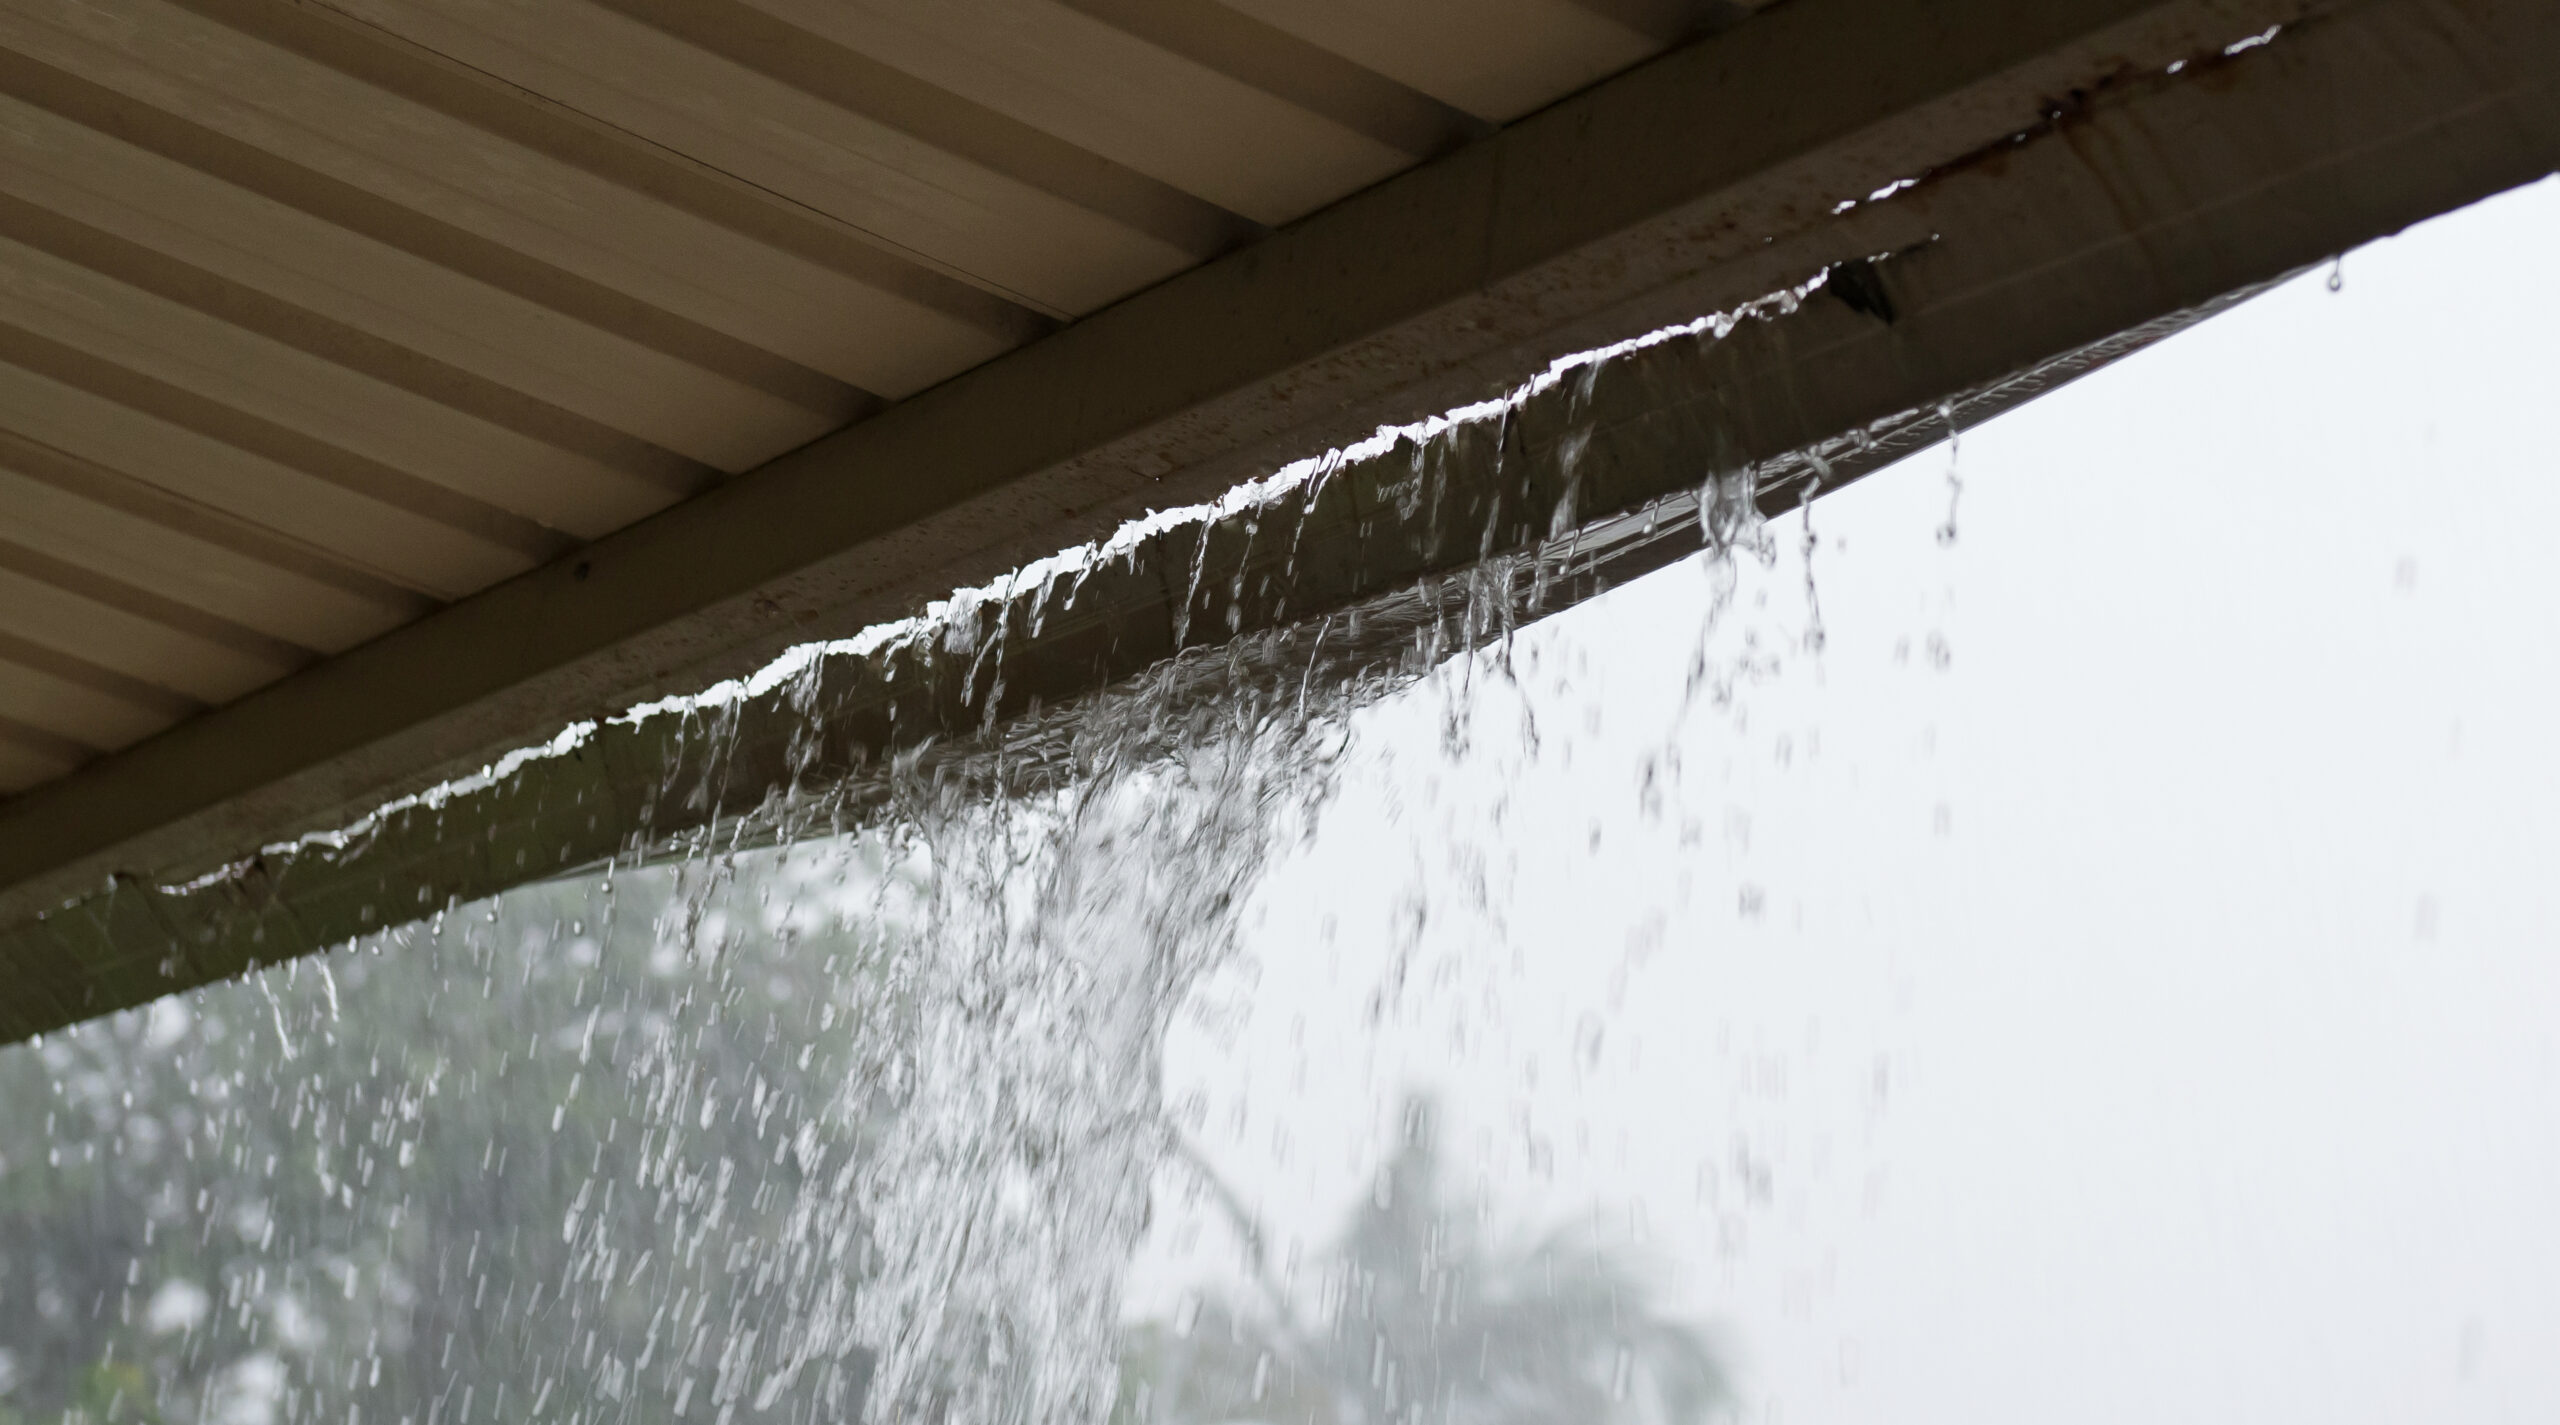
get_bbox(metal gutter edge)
[2,0,2556,1038]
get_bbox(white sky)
[1130,174,2560,1423]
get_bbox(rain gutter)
[3,0,2557,1039]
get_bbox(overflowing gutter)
[4,0,2558,1040]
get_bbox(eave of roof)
[2,0,2557,1039]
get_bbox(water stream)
[9,177,2560,1425]
[0,392,1757,1424]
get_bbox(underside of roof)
[1,0,2556,1039]
[0,0,1738,800]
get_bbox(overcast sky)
[1128,174,2560,1423]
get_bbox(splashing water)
[0,237,1923,1423]
[839,725,1333,1424]
[0,716,1341,1425]
[13,181,2560,1425]
[0,232,2332,1425]
[0,275,1825,1423]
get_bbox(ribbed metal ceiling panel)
[0,0,1723,796]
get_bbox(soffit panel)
[734,0,1421,225]
[1216,0,1663,121]
[0,0,1695,798]
[0,90,855,465]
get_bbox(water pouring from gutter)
[9,241,2272,1056]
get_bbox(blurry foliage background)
[0,827,1724,1425]
[0,848,895,1425]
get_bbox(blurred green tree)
[0,843,902,1425]
[1117,1095,1728,1425]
